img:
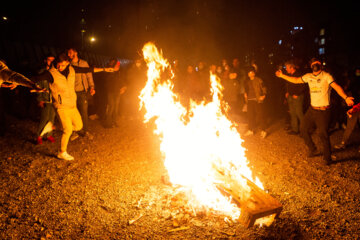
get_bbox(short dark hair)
[45,54,55,59]
[246,66,256,73]
[54,52,70,65]
[285,59,299,69]
[68,47,77,53]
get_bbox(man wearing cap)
[276,58,354,165]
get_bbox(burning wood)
[139,42,282,228]
[128,214,143,225]
[215,168,282,228]
[167,226,190,233]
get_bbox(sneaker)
[70,132,79,141]
[260,131,267,139]
[46,135,55,143]
[84,131,94,140]
[308,149,321,158]
[36,136,43,145]
[112,122,120,128]
[325,154,337,165]
[287,130,299,135]
[244,130,254,136]
[334,141,345,150]
[57,151,74,161]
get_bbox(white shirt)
[301,71,334,107]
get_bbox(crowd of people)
[1,49,360,165]
[0,49,146,160]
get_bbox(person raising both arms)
[276,58,354,165]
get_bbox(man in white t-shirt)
[276,58,354,165]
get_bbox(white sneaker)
[70,132,79,141]
[244,130,254,136]
[260,131,267,139]
[334,141,345,150]
[57,151,74,161]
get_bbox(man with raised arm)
[275,58,354,165]
[33,53,113,160]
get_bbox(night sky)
[1,0,359,63]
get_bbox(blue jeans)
[104,91,121,127]
[287,95,304,132]
[76,91,89,132]
[36,103,56,137]
[342,110,360,144]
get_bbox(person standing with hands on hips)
[276,58,354,165]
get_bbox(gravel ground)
[0,113,360,240]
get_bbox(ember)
[139,42,282,227]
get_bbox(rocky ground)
[0,113,360,240]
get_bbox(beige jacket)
[48,66,77,109]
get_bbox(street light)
[90,36,96,43]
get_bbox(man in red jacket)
[334,102,360,151]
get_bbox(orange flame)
[139,42,263,220]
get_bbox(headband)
[310,61,321,67]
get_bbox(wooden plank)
[215,168,282,228]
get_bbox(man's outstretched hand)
[104,67,115,72]
[30,85,47,93]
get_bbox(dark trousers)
[300,107,331,161]
[36,103,56,137]
[238,93,245,113]
[288,95,304,132]
[247,100,265,131]
[76,91,89,132]
[342,110,360,144]
[0,90,5,136]
[105,91,121,126]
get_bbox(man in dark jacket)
[103,58,126,128]
[284,60,306,135]
[35,55,56,145]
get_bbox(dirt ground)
[0,112,360,240]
